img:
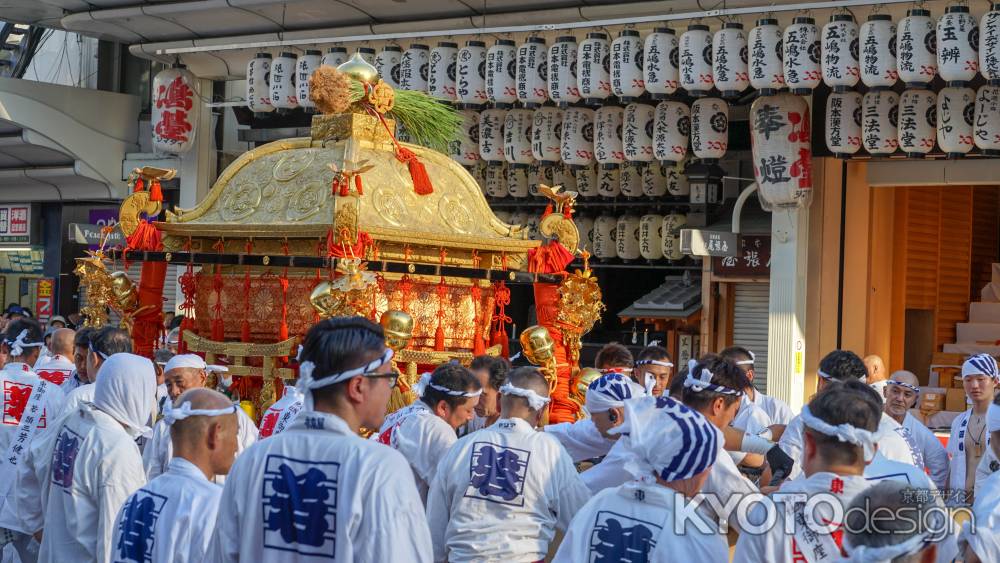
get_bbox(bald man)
[884,370,949,488]
[864,354,889,396]
[34,328,76,385]
[113,388,239,563]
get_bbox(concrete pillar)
[178,78,216,209]
[766,207,809,412]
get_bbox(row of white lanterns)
[245,4,1000,113]
[467,160,691,199]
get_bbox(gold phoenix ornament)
[74,255,114,327]
[538,184,581,253]
[556,268,605,367]
[309,259,378,318]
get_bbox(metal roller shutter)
[733,283,769,394]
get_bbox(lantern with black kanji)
[561,107,595,168]
[897,89,937,158]
[507,165,529,199]
[749,18,784,95]
[457,40,488,107]
[517,38,548,108]
[593,214,619,260]
[661,213,687,261]
[937,86,976,158]
[640,214,664,261]
[270,52,298,111]
[296,50,321,110]
[322,47,348,69]
[358,47,376,65]
[691,97,729,162]
[822,14,860,91]
[714,23,750,98]
[680,24,714,96]
[645,28,679,99]
[612,30,644,102]
[594,105,625,167]
[860,15,898,90]
[784,17,822,94]
[532,107,563,165]
[862,90,900,156]
[623,103,655,164]
[620,164,644,198]
[246,53,274,114]
[938,6,979,85]
[400,44,430,92]
[451,109,481,167]
[751,93,812,208]
[504,108,534,166]
[578,33,611,106]
[376,46,403,89]
[667,167,690,197]
[479,108,506,163]
[429,42,458,100]
[975,85,1000,155]
[487,40,517,107]
[597,166,621,198]
[152,65,200,154]
[576,165,600,198]
[642,164,668,197]
[897,9,937,87]
[616,214,641,261]
[484,163,507,198]
[825,91,862,158]
[654,101,690,165]
[549,36,580,106]
[981,4,1000,83]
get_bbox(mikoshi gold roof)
[157,112,538,270]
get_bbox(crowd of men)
[0,308,997,562]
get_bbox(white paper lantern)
[594,106,625,166]
[661,213,687,260]
[654,101,690,164]
[246,53,273,113]
[751,93,812,208]
[504,109,534,166]
[451,110,481,166]
[548,36,580,106]
[612,30,645,101]
[938,6,979,85]
[429,42,458,100]
[897,89,937,157]
[532,107,563,164]
[620,163,644,198]
[399,44,430,92]
[561,107,595,167]
[616,215,641,260]
[714,23,750,98]
[937,86,976,157]
[524,215,542,241]
[479,108,506,163]
[898,9,937,87]
[667,167,690,197]
[642,164,668,197]
[484,164,507,198]
[152,66,200,154]
[623,103,655,164]
[691,97,729,162]
[457,40,488,107]
[822,15,860,91]
[487,40,518,107]
[321,47,348,69]
[750,19,785,94]
[597,166,621,198]
[556,165,576,192]
[528,164,553,199]
[269,52,297,110]
[295,50,321,109]
[981,4,1000,83]
[375,46,403,89]
[640,214,664,260]
[593,215,619,259]
[975,85,1000,155]
[507,166,530,199]
[358,47,376,65]
[578,33,612,105]
[860,15,898,89]
[784,17,822,94]
[517,38,548,108]
[645,28,680,99]
[576,165,600,198]
[680,24,714,96]
[862,90,900,156]
[470,162,487,193]
[825,91,863,158]
[576,215,595,252]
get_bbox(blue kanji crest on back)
[588,510,662,562]
[262,454,340,559]
[114,488,168,563]
[464,442,531,507]
[51,427,83,490]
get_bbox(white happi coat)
[733,472,872,563]
[209,409,432,563]
[553,482,729,563]
[32,355,75,387]
[257,387,304,438]
[700,439,758,532]
[580,435,633,494]
[544,418,617,462]
[946,409,982,498]
[426,417,591,562]
[966,470,1000,561]
[900,412,949,489]
[111,457,222,563]
[731,395,772,465]
[59,372,86,394]
[457,413,488,437]
[373,400,457,501]
[143,404,257,481]
[751,390,794,426]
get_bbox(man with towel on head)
[112,388,239,563]
[947,353,999,505]
[883,370,949,489]
[545,371,644,462]
[59,327,93,394]
[426,366,590,563]
[143,353,257,481]
[632,345,673,397]
[32,328,75,386]
[840,480,951,563]
[720,346,793,426]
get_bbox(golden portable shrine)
[76,55,604,424]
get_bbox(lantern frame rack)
[486,200,703,210]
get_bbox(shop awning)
[619,276,702,321]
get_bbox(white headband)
[499,382,550,411]
[297,348,394,410]
[162,400,238,425]
[988,403,1000,433]
[842,534,929,563]
[586,372,645,413]
[963,354,999,380]
[683,359,741,396]
[413,372,483,399]
[164,354,207,372]
[6,329,43,357]
[818,369,867,384]
[886,380,920,393]
[635,359,674,368]
[600,367,633,375]
[800,405,877,462]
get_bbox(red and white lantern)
[296,50,321,109]
[561,107,595,167]
[824,91,862,158]
[616,214,641,260]
[594,105,625,167]
[612,30,644,101]
[897,89,937,158]
[479,108,506,163]
[457,40,488,107]
[576,165,600,198]
[981,4,1000,83]
[661,213,687,260]
[486,40,517,107]
[645,28,680,99]
[528,164,552,200]
[862,90,900,156]
[507,165,530,198]
[597,166,621,198]
[640,214,664,260]
[822,15,860,91]
[784,17,822,94]
[860,15,898,89]
[642,164,668,197]
[451,109,481,166]
[937,86,976,157]
[549,36,580,106]
[620,164,644,198]
[484,163,507,198]
[897,9,937,87]
[532,107,563,165]
[593,215,619,259]
[429,42,458,100]
[246,53,273,113]
[578,33,612,105]
[504,109,534,166]
[400,44,430,92]
[517,38,548,108]
[153,65,200,154]
[714,23,750,98]
[680,24,714,96]
[321,47,348,69]
[375,46,403,89]
[938,6,979,85]
[270,52,297,110]
[975,85,1000,155]
[750,19,784,94]
[623,103,655,164]
[691,97,729,162]
[751,93,812,208]
[654,101,690,164]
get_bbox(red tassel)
[354,174,363,196]
[563,206,572,218]
[395,147,434,195]
[543,204,553,217]
[435,324,445,351]
[339,179,350,197]
[149,179,163,202]
[241,319,251,342]
[211,318,225,341]
[134,177,144,193]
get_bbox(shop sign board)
[0,204,30,244]
[681,228,738,257]
[712,235,772,276]
[35,278,54,324]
